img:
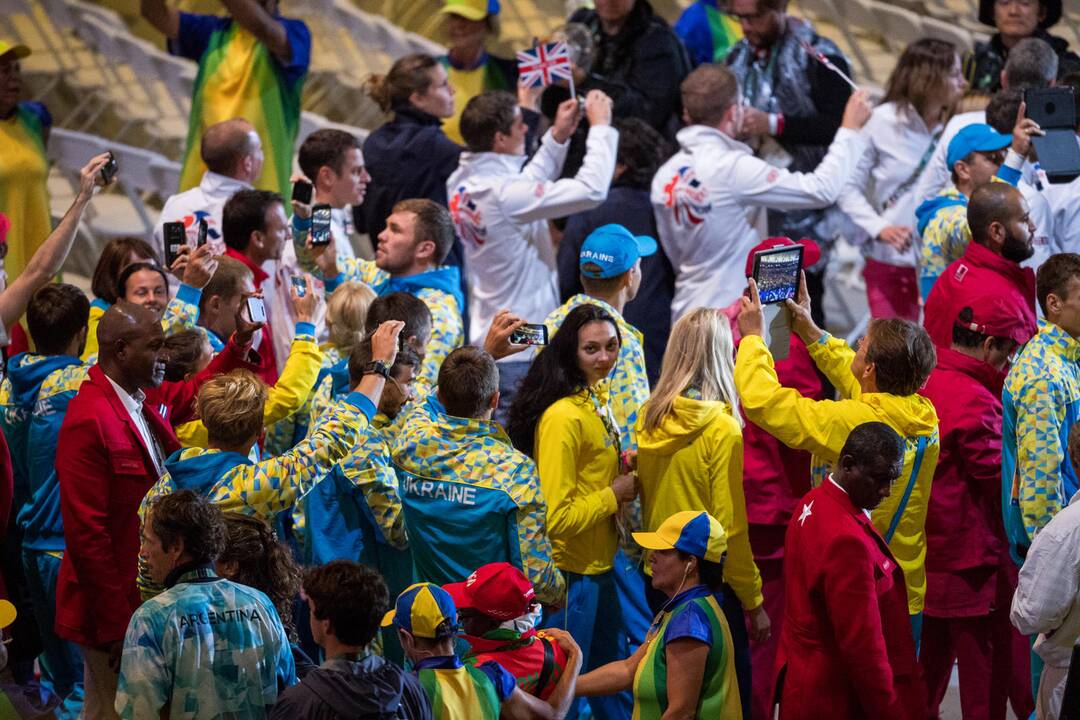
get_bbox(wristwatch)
[361,360,391,379]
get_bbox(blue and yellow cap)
[440,0,499,21]
[633,511,727,563]
[381,582,459,639]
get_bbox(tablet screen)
[753,246,804,305]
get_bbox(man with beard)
[54,303,181,719]
[923,182,1037,350]
[1003,253,1080,563]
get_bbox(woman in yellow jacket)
[507,303,638,720]
[636,307,768,717]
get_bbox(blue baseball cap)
[579,224,657,279]
[946,124,1012,170]
[381,582,459,639]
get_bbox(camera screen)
[510,324,548,345]
[753,247,802,305]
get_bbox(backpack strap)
[535,635,557,697]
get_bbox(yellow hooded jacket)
[636,396,763,611]
[735,334,940,614]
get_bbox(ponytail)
[366,53,440,112]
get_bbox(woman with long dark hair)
[506,303,638,720]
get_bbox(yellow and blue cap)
[580,224,657,279]
[440,0,499,21]
[633,511,728,563]
[0,600,15,630]
[381,582,459,639]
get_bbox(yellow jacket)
[175,335,324,447]
[734,334,940,614]
[636,396,763,610]
[536,384,620,576]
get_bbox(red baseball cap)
[443,563,536,621]
[956,292,1033,346]
[744,237,821,278]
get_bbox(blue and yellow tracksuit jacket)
[1003,320,1080,563]
[1,357,85,555]
[390,395,565,604]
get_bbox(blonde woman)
[636,307,768,717]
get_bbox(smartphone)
[196,219,208,248]
[291,179,313,205]
[509,324,548,346]
[1025,87,1080,184]
[246,296,267,324]
[311,204,332,246]
[100,151,118,185]
[291,275,307,298]
[163,222,186,267]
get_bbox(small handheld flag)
[517,41,575,96]
[798,39,859,91]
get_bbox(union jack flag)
[516,41,573,88]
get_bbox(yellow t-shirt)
[442,63,488,146]
[0,103,51,283]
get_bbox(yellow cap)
[440,0,499,21]
[0,40,31,60]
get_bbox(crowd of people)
[2,0,1080,717]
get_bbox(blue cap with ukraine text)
[946,124,1012,169]
[579,224,657,279]
[381,582,459,639]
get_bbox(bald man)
[155,117,265,255]
[923,182,1038,350]
[54,302,182,720]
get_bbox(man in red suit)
[775,421,924,719]
[55,303,181,720]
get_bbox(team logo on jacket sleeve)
[449,186,486,246]
[662,166,711,226]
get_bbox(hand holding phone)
[163,222,186,268]
[246,296,267,324]
[311,204,332,246]
[292,180,313,205]
[99,151,118,185]
[509,324,548,346]
[291,275,307,297]
[196,219,208,248]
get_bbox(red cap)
[956,292,1033,346]
[0,213,9,246]
[443,563,537,621]
[744,237,821,278]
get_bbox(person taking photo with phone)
[734,272,940,650]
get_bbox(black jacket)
[360,106,463,239]
[966,29,1080,93]
[557,185,675,387]
[270,655,433,720]
[570,1,691,137]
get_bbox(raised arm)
[219,0,291,62]
[140,0,179,38]
[0,153,110,330]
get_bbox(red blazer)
[55,365,181,647]
[774,482,924,720]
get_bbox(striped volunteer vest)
[632,591,741,719]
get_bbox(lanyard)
[588,386,622,461]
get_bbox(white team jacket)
[652,124,867,321]
[447,126,618,346]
